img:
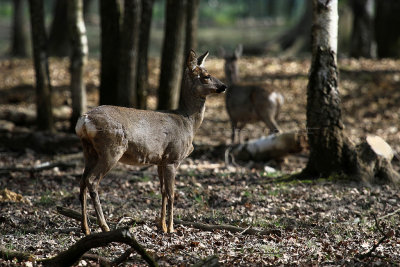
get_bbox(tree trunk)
[268,0,312,56]
[374,0,400,58]
[99,0,121,106]
[350,0,375,58]
[28,0,54,131]
[68,0,88,132]
[303,0,344,176]
[48,0,70,57]
[10,0,29,57]
[136,0,154,109]
[185,0,200,56]
[158,0,188,110]
[117,0,141,107]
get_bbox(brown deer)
[75,50,226,235]
[222,45,284,143]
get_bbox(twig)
[378,208,400,220]
[174,219,280,236]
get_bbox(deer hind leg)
[161,164,177,233]
[157,165,167,233]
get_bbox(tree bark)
[136,0,154,109]
[48,0,70,57]
[374,0,400,58]
[68,0,88,132]
[99,0,121,106]
[29,0,54,132]
[117,0,141,107]
[185,0,200,56]
[10,0,29,57]
[350,0,375,58]
[303,0,345,177]
[158,0,188,110]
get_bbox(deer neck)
[179,71,206,131]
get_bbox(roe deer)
[222,45,284,143]
[75,50,226,234]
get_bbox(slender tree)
[10,0,29,57]
[185,0,200,56]
[48,0,70,57]
[350,0,375,58]
[28,0,54,131]
[158,0,188,110]
[99,0,121,106]
[375,0,400,58]
[117,0,141,107]
[136,0,154,109]
[68,0,88,131]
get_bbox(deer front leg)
[157,166,167,233]
[163,164,177,233]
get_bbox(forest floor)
[0,57,399,266]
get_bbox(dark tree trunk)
[266,0,278,17]
[136,0,154,109]
[350,0,375,58]
[99,0,121,106]
[68,0,88,132]
[375,0,400,58]
[158,0,188,110]
[10,0,29,57]
[303,0,345,176]
[28,0,54,131]
[117,0,141,107]
[269,0,312,55]
[185,0,200,55]
[83,0,93,19]
[48,0,70,57]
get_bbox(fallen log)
[231,132,308,162]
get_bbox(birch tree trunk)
[68,0,88,131]
[158,0,188,110]
[303,0,345,176]
[136,0,154,109]
[29,0,54,132]
[117,0,141,107]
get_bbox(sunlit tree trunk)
[68,0,88,132]
[304,0,344,176]
[158,0,188,110]
[29,0,54,131]
[136,0,154,109]
[99,0,121,105]
[117,0,141,107]
[350,0,375,58]
[48,0,70,57]
[10,0,29,57]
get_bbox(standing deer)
[75,50,226,235]
[222,45,284,143]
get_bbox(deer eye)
[203,75,211,80]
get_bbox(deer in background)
[221,45,284,143]
[75,50,226,235]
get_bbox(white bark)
[313,0,338,54]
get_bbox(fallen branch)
[57,206,280,237]
[0,161,76,174]
[174,219,281,236]
[39,227,158,267]
[378,208,400,220]
[192,255,220,267]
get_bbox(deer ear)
[234,44,243,59]
[187,50,197,71]
[197,51,209,67]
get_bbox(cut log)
[353,135,400,184]
[231,132,308,162]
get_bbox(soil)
[0,57,399,266]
